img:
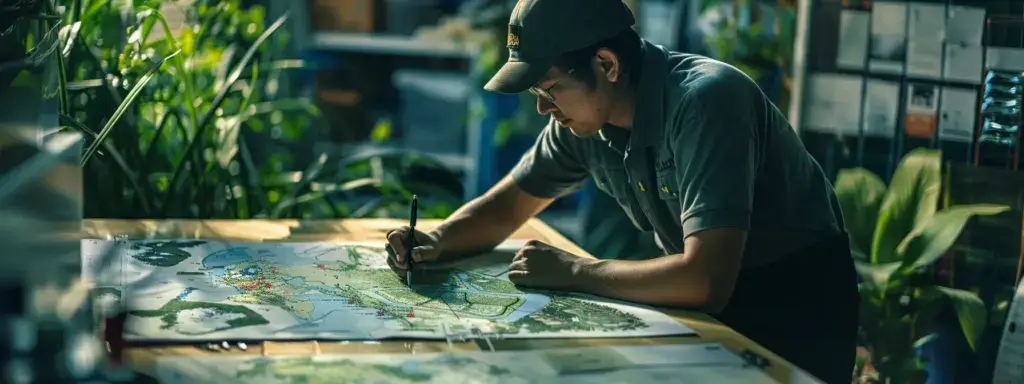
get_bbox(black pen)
[404,195,418,286]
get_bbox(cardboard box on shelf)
[309,0,377,32]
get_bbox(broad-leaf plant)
[835,148,1007,383]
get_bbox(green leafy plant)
[835,148,1008,383]
[699,0,795,111]
[35,0,460,219]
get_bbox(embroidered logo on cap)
[507,24,521,49]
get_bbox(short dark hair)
[552,28,643,89]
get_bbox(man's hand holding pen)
[384,226,443,279]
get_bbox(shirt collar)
[596,40,669,151]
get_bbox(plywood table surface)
[83,218,816,383]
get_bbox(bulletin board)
[789,0,1024,182]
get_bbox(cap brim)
[483,59,551,94]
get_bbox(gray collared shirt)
[510,40,844,268]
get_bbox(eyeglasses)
[529,69,575,104]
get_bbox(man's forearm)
[573,254,716,310]
[432,176,552,261]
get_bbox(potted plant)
[834,148,1008,383]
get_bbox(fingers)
[385,243,408,272]
[515,240,548,260]
[508,257,527,273]
[513,248,526,261]
[388,227,440,264]
[507,269,528,284]
[410,245,437,263]
[387,226,410,263]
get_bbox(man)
[385,0,858,382]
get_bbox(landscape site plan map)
[155,343,778,384]
[81,239,695,341]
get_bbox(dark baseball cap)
[483,0,636,94]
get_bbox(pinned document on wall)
[942,6,986,84]
[987,48,1024,72]
[905,83,939,139]
[938,87,977,143]
[862,80,901,138]
[946,6,986,45]
[837,10,870,70]
[944,44,984,84]
[906,3,946,79]
[869,2,908,75]
[804,73,864,135]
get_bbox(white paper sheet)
[938,87,977,143]
[804,73,864,135]
[906,3,946,79]
[81,239,696,342]
[909,3,947,43]
[907,41,943,79]
[946,6,986,45]
[155,343,779,384]
[869,2,908,74]
[862,80,901,138]
[987,47,1024,72]
[837,10,870,70]
[944,44,984,84]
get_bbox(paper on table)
[82,239,696,342]
[944,44,984,84]
[946,6,986,45]
[987,47,1024,72]
[154,343,780,384]
[869,2,908,75]
[862,80,901,138]
[938,87,977,143]
[906,3,946,79]
[804,73,863,135]
[837,10,870,70]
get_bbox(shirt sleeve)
[510,117,590,198]
[672,72,762,238]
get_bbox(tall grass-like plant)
[835,148,1008,383]
[50,0,460,219]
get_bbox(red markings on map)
[264,282,272,288]
[272,268,278,273]
[318,264,325,269]
[283,290,289,295]
[406,311,415,318]
[377,310,385,317]
[246,286,253,291]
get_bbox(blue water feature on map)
[175,288,196,300]
[240,266,259,277]
[292,292,360,321]
[452,272,548,322]
[202,248,253,268]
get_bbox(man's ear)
[594,48,620,83]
